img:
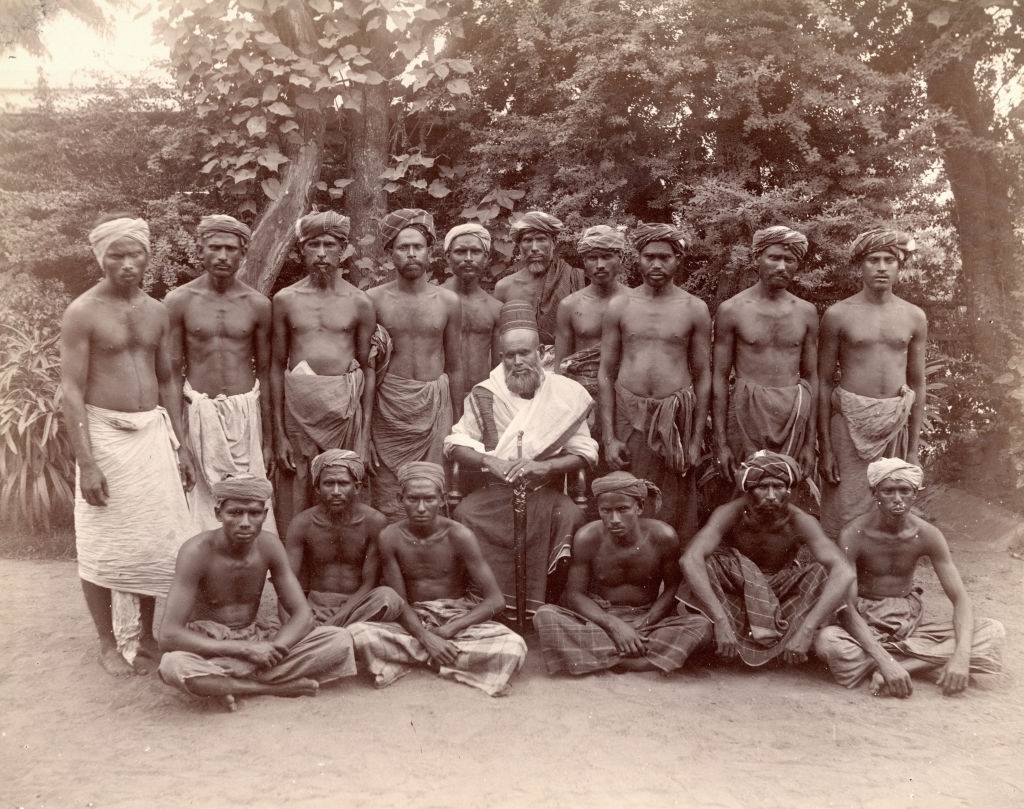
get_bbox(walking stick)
[513,431,528,634]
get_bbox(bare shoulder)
[163,278,200,307]
[237,281,271,308]
[356,503,388,535]
[643,518,681,553]
[62,289,100,325]
[572,520,605,552]
[446,517,480,548]
[914,515,948,553]
[177,530,218,565]
[366,280,396,301]
[678,288,710,316]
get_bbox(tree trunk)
[238,0,326,295]
[345,79,390,289]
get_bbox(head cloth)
[866,458,924,490]
[498,300,539,336]
[737,450,802,491]
[510,211,563,243]
[577,225,626,254]
[211,475,273,504]
[591,471,662,514]
[444,223,492,254]
[380,208,435,249]
[311,449,365,485]
[197,215,251,247]
[295,211,350,245]
[88,218,150,267]
[397,461,446,494]
[752,225,808,260]
[632,222,686,255]
[850,228,917,264]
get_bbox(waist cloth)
[75,405,191,597]
[728,377,811,459]
[284,360,364,459]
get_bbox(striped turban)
[397,461,446,494]
[632,222,687,255]
[738,450,802,491]
[866,458,924,490]
[295,211,351,244]
[751,226,808,260]
[88,218,150,266]
[510,211,563,242]
[380,208,435,249]
[211,475,273,504]
[197,215,252,246]
[498,300,538,335]
[577,225,626,254]
[444,223,492,254]
[850,228,917,264]
[310,449,365,485]
[591,471,662,514]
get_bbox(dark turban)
[632,222,687,255]
[197,215,252,246]
[737,451,802,491]
[397,461,446,494]
[498,300,538,335]
[444,223,492,253]
[211,475,274,504]
[850,228,917,264]
[577,225,626,254]
[591,471,662,513]
[866,458,924,490]
[310,449,365,485]
[510,211,563,242]
[751,226,808,260]
[380,208,436,249]
[295,211,351,245]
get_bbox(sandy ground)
[2,486,1022,809]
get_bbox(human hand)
[797,445,816,481]
[504,459,549,486]
[820,447,839,485]
[604,438,630,470]
[432,622,460,641]
[420,631,461,667]
[937,656,970,696]
[608,620,647,657]
[781,626,813,665]
[241,641,285,669]
[876,658,914,698]
[713,622,740,659]
[715,445,735,483]
[79,462,110,507]
[262,444,275,477]
[177,446,196,492]
[275,434,296,472]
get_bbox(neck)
[207,274,235,294]
[309,269,341,290]
[874,507,909,534]
[861,287,895,304]
[407,518,440,538]
[591,279,620,297]
[397,274,429,292]
[100,279,140,301]
[455,276,480,294]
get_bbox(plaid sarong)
[704,547,828,666]
[533,598,712,674]
[348,597,527,697]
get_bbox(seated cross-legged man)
[445,302,598,614]
[681,451,854,668]
[158,477,357,711]
[814,459,1004,697]
[348,463,528,697]
[283,449,403,627]
[534,472,713,675]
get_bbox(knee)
[532,604,559,632]
[812,625,850,661]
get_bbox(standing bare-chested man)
[165,215,276,534]
[368,208,463,522]
[818,228,926,539]
[554,225,627,420]
[61,216,194,676]
[598,223,711,541]
[271,211,376,530]
[712,226,818,484]
[440,223,500,388]
[494,210,584,355]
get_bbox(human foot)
[99,646,134,677]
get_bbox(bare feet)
[132,639,161,675]
[272,678,320,698]
[99,646,134,677]
[870,671,889,696]
[221,694,238,713]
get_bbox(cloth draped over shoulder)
[559,345,601,400]
[699,547,829,667]
[729,377,812,461]
[505,257,584,346]
[183,379,276,535]
[348,597,528,697]
[833,385,915,461]
[284,359,364,460]
[75,405,191,596]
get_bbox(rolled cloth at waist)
[832,385,914,461]
[372,372,452,471]
[614,382,697,474]
[731,377,811,458]
[75,405,191,597]
[559,345,600,399]
[284,360,364,458]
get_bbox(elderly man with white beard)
[445,302,599,615]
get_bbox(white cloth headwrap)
[866,457,924,489]
[88,218,150,266]
[444,223,492,253]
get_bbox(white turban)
[444,223,492,253]
[88,218,150,266]
[866,458,924,490]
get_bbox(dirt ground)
[1,485,1021,809]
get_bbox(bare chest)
[92,304,162,354]
[184,298,258,342]
[735,306,806,350]
[621,300,690,347]
[377,294,447,338]
[841,309,913,352]
[289,294,359,335]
